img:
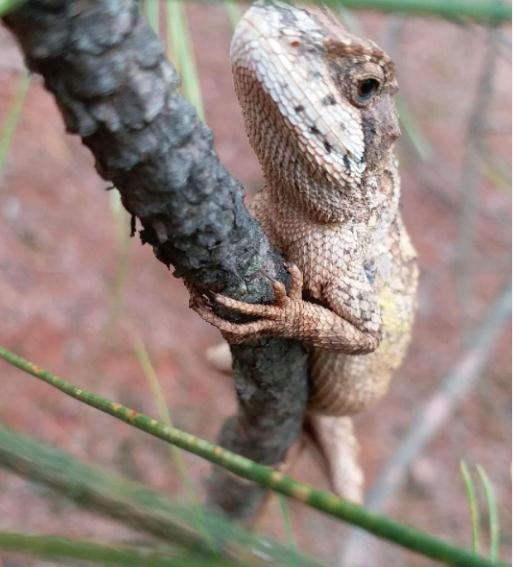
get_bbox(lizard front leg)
[190,264,381,355]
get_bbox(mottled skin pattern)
[193,2,418,501]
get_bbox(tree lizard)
[192,1,418,502]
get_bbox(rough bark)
[3,0,309,518]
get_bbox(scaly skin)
[192,2,418,501]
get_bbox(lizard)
[191,1,418,502]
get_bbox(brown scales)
[192,2,418,502]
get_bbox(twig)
[340,279,511,565]
[0,346,506,567]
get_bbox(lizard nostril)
[290,40,301,48]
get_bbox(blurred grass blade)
[223,0,241,29]
[166,0,182,70]
[0,532,239,567]
[338,6,365,35]
[132,335,174,427]
[479,155,512,192]
[145,0,160,34]
[460,460,481,554]
[177,7,204,119]
[337,7,432,162]
[131,335,214,547]
[396,95,433,161]
[278,495,297,550]
[0,70,30,177]
[101,191,132,341]
[476,465,500,562]
[166,0,204,118]
[131,335,196,495]
[0,0,26,16]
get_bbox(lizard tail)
[307,414,363,503]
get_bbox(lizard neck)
[265,149,399,227]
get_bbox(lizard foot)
[190,264,304,344]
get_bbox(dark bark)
[3,0,308,518]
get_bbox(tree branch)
[2,0,308,519]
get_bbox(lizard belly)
[308,217,418,416]
[250,191,417,417]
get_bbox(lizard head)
[230,2,400,222]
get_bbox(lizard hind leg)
[307,414,363,503]
[308,349,390,416]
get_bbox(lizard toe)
[214,294,277,317]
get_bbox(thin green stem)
[0,345,507,567]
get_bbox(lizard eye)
[356,78,380,102]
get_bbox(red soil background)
[0,4,511,566]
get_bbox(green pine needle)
[476,465,501,562]
[460,460,481,555]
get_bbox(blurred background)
[0,1,511,566]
